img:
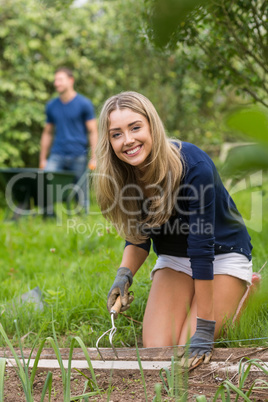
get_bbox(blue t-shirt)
[125,141,253,280]
[46,94,95,157]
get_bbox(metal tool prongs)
[96,296,122,361]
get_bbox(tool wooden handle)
[110,296,122,315]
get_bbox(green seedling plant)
[0,318,105,401]
[213,357,268,401]
[153,383,162,401]
[153,356,209,402]
[45,315,104,401]
[105,367,115,401]
[0,321,52,402]
[157,355,188,401]
[236,357,268,399]
[72,368,115,401]
[0,358,6,402]
[159,356,177,397]
[73,368,100,394]
[131,321,148,402]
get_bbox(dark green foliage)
[0,0,236,168]
[222,106,268,178]
[146,0,268,107]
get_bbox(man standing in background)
[39,67,98,213]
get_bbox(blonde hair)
[94,91,184,243]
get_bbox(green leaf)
[40,371,53,402]
[73,336,101,393]
[222,143,268,177]
[30,339,47,389]
[212,385,227,402]
[0,358,6,402]
[150,0,209,47]
[226,107,268,144]
[223,380,251,402]
[0,323,27,390]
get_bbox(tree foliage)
[222,106,268,177]
[0,0,228,167]
[146,0,268,107]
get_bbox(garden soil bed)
[2,347,268,401]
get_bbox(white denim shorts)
[151,253,253,286]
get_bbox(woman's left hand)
[179,317,216,367]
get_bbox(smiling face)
[109,108,153,170]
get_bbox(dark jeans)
[45,154,89,212]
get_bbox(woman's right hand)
[107,267,134,317]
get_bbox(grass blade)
[153,382,162,401]
[212,384,228,401]
[14,320,27,370]
[0,323,34,401]
[0,358,6,402]
[26,329,44,370]
[244,358,268,375]
[0,323,26,385]
[70,391,101,400]
[30,338,46,388]
[73,336,100,392]
[237,358,251,393]
[223,380,251,401]
[159,368,169,394]
[170,356,174,395]
[46,337,66,382]
[135,345,148,402]
[106,368,114,402]
[73,368,98,391]
[40,371,53,402]
[66,338,76,401]
[131,321,148,402]
[14,319,33,399]
[51,317,65,376]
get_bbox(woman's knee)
[213,275,247,337]
[142,270,195,347]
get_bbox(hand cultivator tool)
[96,296,122,361]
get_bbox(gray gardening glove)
[179,317,216,368]
[107,267,134,317]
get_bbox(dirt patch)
[4,368,160,401]
[3,365,268,401]
[2,347,268,401]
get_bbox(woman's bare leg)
[178,274,247,345]
[142,269,195,347]
[213,275,247,337]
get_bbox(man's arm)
[39,123,54,169]
[85,119,98,169]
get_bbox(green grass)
[0,176,267,349]
[0,319,104,401]
[0,201,156,348]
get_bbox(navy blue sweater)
[125,141,252,280]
